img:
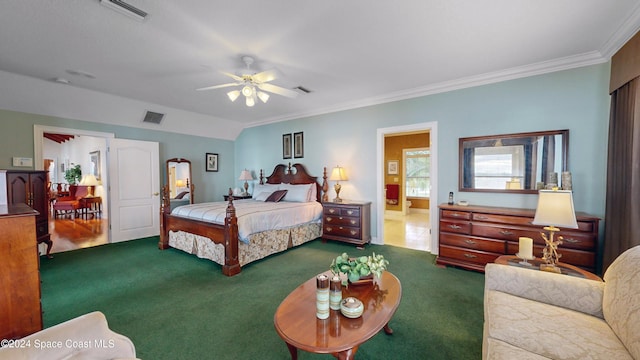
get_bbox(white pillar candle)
[519,237,533,259]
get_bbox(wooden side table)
[321,201,371,247]
[494,255,602,281]
[80,196,102,218]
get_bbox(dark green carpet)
[40,238,485,359]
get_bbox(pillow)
[265,189,288,202]
[252,183,280,200]
[175,191,189,200]
[254,191,271,201]
[280,183,314,202]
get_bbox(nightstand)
[224,194,252,201]
[321,200,371,247]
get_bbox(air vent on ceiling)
[142,111,164,124]
[294,86,312,94]
[100,0,148,21]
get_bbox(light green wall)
[236,63,612,237]
[0,109,234,202]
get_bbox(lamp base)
[333,197,343,203]
[540,263,562,274]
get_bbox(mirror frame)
[166,158,194,204]
[458,129,569,194]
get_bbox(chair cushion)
[603,245,640,359]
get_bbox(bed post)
[322,167,329,202]
[159,184,171,249]
[223,188,241,276]
[259,169,264,185]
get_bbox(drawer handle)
[350,230,357,235]
[476,215,488,220]
[350,220,356,225]
[448,224,462,230]
[329,209,336,214]
[463,253,477,259]
[564,238,580,243]
[326,227,333,232]
[499,230,514,236]
[326,217,333,222]
[451,213,461,217]
[464,239,476,245]
[347,210,354,215]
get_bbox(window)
[474,145,524,189]
[405,148,430,198]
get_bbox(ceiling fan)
[196,56,298,107]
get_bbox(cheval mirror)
[459,129,569,194]
[166,158,194,209]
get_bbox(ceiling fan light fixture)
[257,91,270,103]
[227,90,241,102]
[242,85,253,97]
[246,96,255,107]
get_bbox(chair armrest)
[0,311,137,360]
[485,263,604,318]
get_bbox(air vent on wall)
[100,0,148,21]
[142,111,164,124]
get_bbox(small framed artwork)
[282,134,292,159]
[387,160,399,175]
[89,150,101,181]
[206,153,218,172]
[293,132,304,158]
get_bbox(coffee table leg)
[335,346,358,360]
[286,342,298,360]
[383,322,393,335]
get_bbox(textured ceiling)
[1,0,639,128]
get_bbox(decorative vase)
[340,297,364,319]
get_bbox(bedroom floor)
[384,211,431,252]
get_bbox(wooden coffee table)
[274,271,402,360]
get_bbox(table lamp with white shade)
[238,169,253,196]
[79,174,100,197]
[329,166,348,202]
[532,189,579,273]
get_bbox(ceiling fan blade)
[196,82,240,91]
[221,71,244,82]
[257,83,298,98]
[252,69,278,83]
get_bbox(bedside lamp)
[532,189,578,272]
[329,166,348,203]
[175,179,185,188]
[79,174,99,197]
[238,169,253,196]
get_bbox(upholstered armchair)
[52,185,92,219]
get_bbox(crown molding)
[600,3,640,58]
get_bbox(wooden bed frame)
[159,163,329,276]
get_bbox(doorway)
[376,122,438,253]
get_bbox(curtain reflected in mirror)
[459,130,568,194]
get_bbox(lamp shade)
[329,166,348,181]
[238,169,253,181]
[175,179,185,188]
[532,190,578,228]
[79,174,99,186]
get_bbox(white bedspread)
[170,200,323,243]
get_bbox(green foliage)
[64,164,82,184]
[330,252,389,283]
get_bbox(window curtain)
[603,77,640,271]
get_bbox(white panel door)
[109,138,160,243]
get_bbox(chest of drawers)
[437,204,600,273]
[321,201,371,247]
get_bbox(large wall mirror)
[166,158,194,206]
[459,130,569,194]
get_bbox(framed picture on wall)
[293,131,304,158]
[206,153,218,172]
[89,150,101,181]
[283,134,292,159]
[388,160,399,175]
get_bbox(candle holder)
[316,274,330,319]
[516,252,535,266]
[329,275,342,310]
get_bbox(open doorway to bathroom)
[380,129,433,252]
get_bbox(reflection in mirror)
[459,130,568,194]
[166,158,194,205]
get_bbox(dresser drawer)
[440,220,471,234]
[439,245,501,266]
[440,233,505,253]
[324,214,360,227]
[323,224,360,239]
[471,223,524,241]
[324,206,360,218]
[472,213,532,226]
[442,210,471,220]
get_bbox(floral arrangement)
[330,252,389,283]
